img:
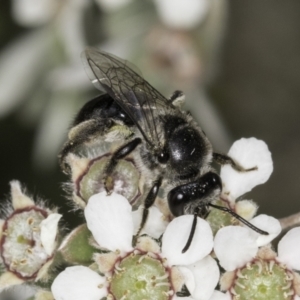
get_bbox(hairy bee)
[59,48,267,252]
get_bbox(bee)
[59,48,267,252]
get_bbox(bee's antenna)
[208,203,269,235]
[182,209,199,253]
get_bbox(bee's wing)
[82,47,174,149]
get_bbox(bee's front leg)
[213,152,258,172]
[132,177,163,246]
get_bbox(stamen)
[11,260,18,267]
[230,287,238,296]
[115,262,125,272]
[237,269,248,279]
[32,226,39,232]
[268,260,274,273]
[281,281,292,290]
[279,263,287,269]
[255,261,263,274]
[235,281,246,289]
[285,272,294,281]
[146,251,157,259]
[20,258,27,265]
[138,255,147,264]
[162,290,174,296]
[120,289,131,300]
[27,217,34,225]
[283,290,294,298]
[155,273,169,281]
[26,248,33,254]
[154,282,170,287]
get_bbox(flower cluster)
[0,181,61,291]
[1,138,300,300]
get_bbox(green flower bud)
[59,224,98,265]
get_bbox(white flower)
[277,227,300,270]
[179,255,220,300]
[208,291,231,300]
[220,138,273,202]
[52,192,219,300]
[207,138,274,235]
[51,265,106,300]
[132,205,168,239]
[0,181,61,292]
[84,192,213,265]
[214,226,300,299]
[214,215,281,271]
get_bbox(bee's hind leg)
[59,119,113,174]
[213,152,257,172]
[104,137,142,193]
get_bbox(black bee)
[59,48,267,252]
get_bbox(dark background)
[0,0,300,228]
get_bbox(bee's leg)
[169,90,185,107]
[59,119,113,174]
[213,152,258,172]
[104,138,142,193]
[133,177,163,245]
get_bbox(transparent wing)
[81,47,175,149]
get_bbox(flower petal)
[132,206,168,239]
[162,215,213,266]
[51,266,106,300]
[185,255,220,300]
[248,214,281,247]
[84,192,133,253]
[0,271,24,292]
[40,213,62,255]
[209,291,231,300]
[277,227,300,270]
[220,138,273,200]
[177,266,195,295]
[10,180,34,210]
[214,226,258,271]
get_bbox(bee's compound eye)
[157,150,169,164]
